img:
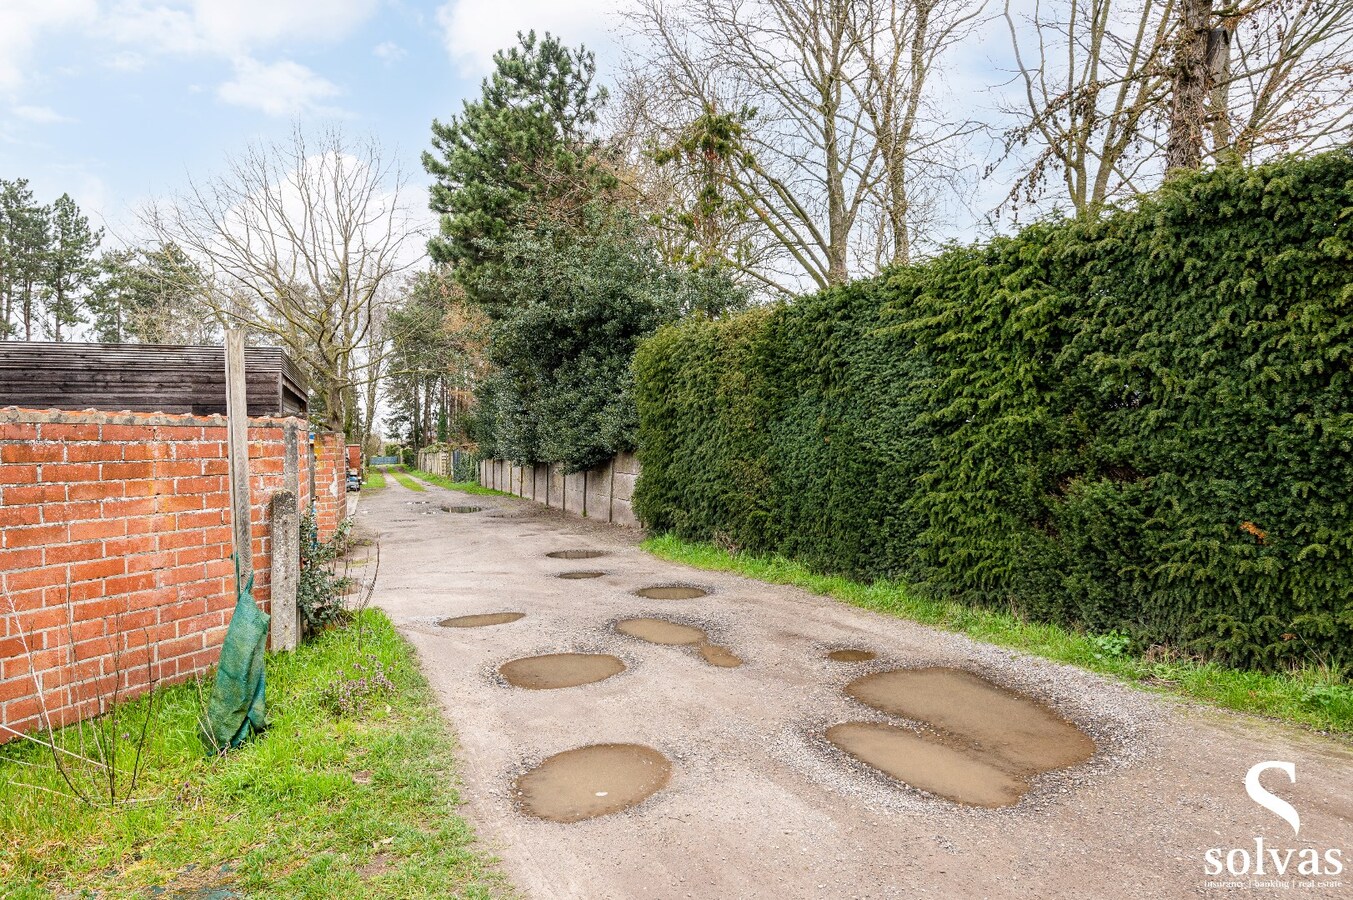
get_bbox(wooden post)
[225,328,253,588]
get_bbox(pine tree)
[421,30,615,306]
[0,180,49,340]
[42,193,102,341]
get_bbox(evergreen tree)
[42,193,102,341]
[422,30,614,303]
[0,180,50,340]
[88,243,215,344]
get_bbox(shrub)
[298,513,352,633]
[634,149,1353,673]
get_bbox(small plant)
[1301,682,1353,714]
[298,513,354,633]
[319,655,396,717]
[1089,631,1131,661]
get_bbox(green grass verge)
[407,469,512,497]
[0,611,510,899]
[642,534,1353,736]
[389,470,426,492]
[362,468,387,490]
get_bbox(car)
[346,471,361,492]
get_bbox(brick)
[4,523,69,549]
[4,566,71,592]
[0,464,39,484]
[0,505,42,527]
[67,481,123,501]
[69,519,126,542]
[156,426,202,441]
[39,463,99,483]
[0,423,38,440]
[175,442,227,460]
[40,423,100,441]
[121,442,172,461]
[126,514,176,535]
[69,557,127,583]
[125,551,173,574]
[176,510,224,530]
[44,542,101,564]
[156,529,205,551]
[65,443,125,463]
[101,461,153,480]
[101,497,157,518]
[1,443,63,464]
[156,494,203,514]
[41,500,102,523]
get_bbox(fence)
[0,406,347,741]
[416,447,470,480]
[478,453,640,527]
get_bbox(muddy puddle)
[826,722,1028,808]
[439,612,525,628]
[499,653,626,689]
[557,571,606,580]
[615,618,742,668]
[843,667,1095,775]
[515,743,672,823]
[634,585,708,600]
[547,550,608,560]
[826,649,876,663]
[442,505,483,513]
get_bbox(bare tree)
[999,0,1353,217]
[145,128,423,440]
[625,0,981,291]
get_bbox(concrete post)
[269,490,300,650]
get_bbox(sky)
[0,0,628,243]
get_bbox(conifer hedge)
[633,151,1353,671]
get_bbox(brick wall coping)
[1,406,309,428]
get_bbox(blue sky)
[0,0,626,241]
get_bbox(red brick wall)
[312,431,347,540]
[0,407,346,741]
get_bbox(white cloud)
[436,0,624,77]
[106,51,149,72]
[107,0,382,55]
[0,0,98,94]
[373,41,406,64]
[11,105,75,124]
[217,57,342,118]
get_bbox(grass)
[388,469,426,492]
[0,610,510,899]
[642,534,1353,736]
[362,468,387,490]
[407,469,512,497]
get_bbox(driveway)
[358,475,1352,899]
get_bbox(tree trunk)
[1167,0,1213,172]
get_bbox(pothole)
[438,612,525,628]
[826,722,1029,808]
[826,649,877,663]
[556,571,606,580]
[616,618,704,645]
[634,585,708,600]
[442,505,483,513]
[547,550,608,560]
[843,667,1095,775]
[515,743,672,823]
[696,643,742,667]
[614,618,743,668]
[499,653,626,689]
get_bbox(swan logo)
[1203,761,1345,888]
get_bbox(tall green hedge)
[634,150,1353,672]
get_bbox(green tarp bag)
[199,563,270,753]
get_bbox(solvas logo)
[1203,761,1344,887]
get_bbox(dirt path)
[359,476,1352,899]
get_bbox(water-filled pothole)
[634,585,708,600]
[439,612,525,628]
[442,505,483,513]
[843,667,1095,775]
[515,743,672,823]
[557,571,606,580]
[826,722,1028,808]
[499,653,626,689]
[547,550,608,560]
[826,649,876,663]
[614,618,742,668]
